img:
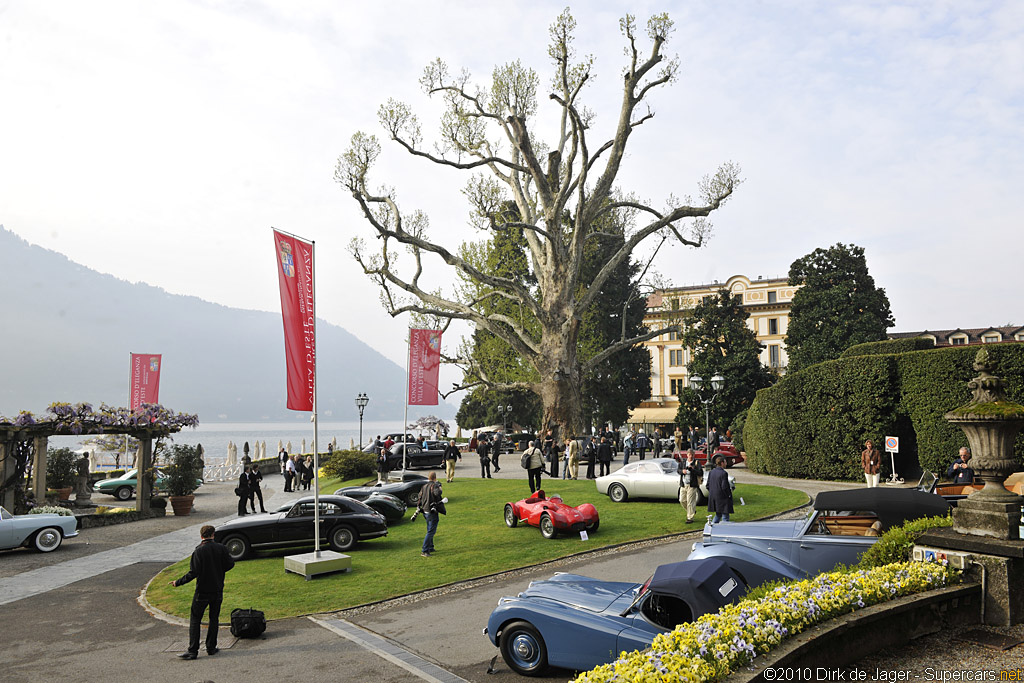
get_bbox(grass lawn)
[145,476,806,620]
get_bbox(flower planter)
[56,487,73,501]
[169,495,194,516]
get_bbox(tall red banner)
[273,230,316,412]
[408,328,442,406]
[129,353,162,410]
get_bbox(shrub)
[842,337,935,358]
[29,505,73,516]
[745,343,1024,480]
[46,447,79,488]
[857,514,953,569]
[163,444,203,496]
[321,449,376,481]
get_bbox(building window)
[668,349,684,366]
[950,336,966,345]
[768,318,779,335]
[670,298,679,310]
[669,330,680,341]
[670,378,684,395]
[1017,333,1024,342]
[769,345,781,368]
[983,334,1000,343]
[767,291,777,304]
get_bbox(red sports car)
[673,441,744,468]
[503,490,600,539]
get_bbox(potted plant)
[164,444,203,516]
[45,447,78,500]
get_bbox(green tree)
[338,10,739,440]
[786,243,894,372]
[678,290,773,430]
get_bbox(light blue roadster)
[0,505,79,553]
[484,558,744,676]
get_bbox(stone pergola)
[0,403,197,514]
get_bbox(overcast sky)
[2,1,1022,398]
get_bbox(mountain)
[0,226,452,422]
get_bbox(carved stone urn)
[944,348,1024,539]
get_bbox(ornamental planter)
[169,495,194,516]
[56,487,73,501]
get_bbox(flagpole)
[311,240,320,559]
[125,353,130,469]
[402,329,410,473]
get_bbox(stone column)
[31,435,48,503]
[0,440,16,510]
[135,437,152,513]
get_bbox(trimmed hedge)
[745,343,1024,480]
[320,449,376,481]
[841,337,935,358]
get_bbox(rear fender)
[687,543,803,589]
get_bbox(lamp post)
[355,393,369,448]
[497,404,512,431]
[689,374,725,462]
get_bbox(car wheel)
[329,525,357,552]
[587,519,599,533]
[223,534,251,561]
[499,620,548,677]
[608,483,628,503]
[405,490,420,507]
[539,514,556,539]
[504,504,518,528]
[33,527,62,552]
[115,486,133,501]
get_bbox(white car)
[0,505,79,553]
[596,458,735,504]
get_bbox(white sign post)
[884,436,903,485]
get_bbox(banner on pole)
[129,353,162,411]
[273,229,316,411]
[408,328,442,406]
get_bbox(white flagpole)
[311,240,320,558]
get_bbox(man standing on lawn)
[417,471,445,557]
[170,525,235,660]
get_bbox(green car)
[93,468,202,501]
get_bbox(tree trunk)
[536,308,583,440]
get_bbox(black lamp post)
[689,374,725,460]
[355,393,369,447]
[497,404,512,431]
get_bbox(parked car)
[917,470,1024,507]
[384,443,446,471]
[674,442,744,467]
[215,494,388,560]
[595,458,734,505]
[93,468,203,501]
[504,490,599,539]
[335,472,429,507]
[484,557,745,676]
[277,491,407,524]
[506,432,536,451]
[686,488,951,589]
[0,505,79,553]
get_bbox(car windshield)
[124,469,138,479]
[657,461,677,474]
[0,506,12,520]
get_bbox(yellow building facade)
[628,275,797,427]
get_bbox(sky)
[2,1,1022,401]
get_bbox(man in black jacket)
[247,465,266,513]
[596,436,613,477]
[170,525,235,659]
[236,466,250,516]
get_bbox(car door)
[632,462,666,497]
[796,513,876,574]
[615,608,662,655]
[276,502,319,545]
[0,507,14,549]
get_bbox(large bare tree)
[336,11,739,437]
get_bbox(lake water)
[50,419,405,466]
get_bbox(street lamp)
[497,404,513,431]
[689,374,725,461]
[355,393,369,447]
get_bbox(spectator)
[635,431,649,461]
[492,430,504,472]
[583,437,597,479]
[861,439,881,488]
[946,447,975,484]
[444,439,461,483]
[477,438,492,478]
[707,456,733,523]
[417,472,444,557]
[523,440,545,493]
[284,454,296,492]
[565,436,580,480]
[246,464,266,513]
[235,465,250,517]
[170,524,234,659]
[596,436,613,477]
[677,450,701,524]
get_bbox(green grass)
[145,476,806,619]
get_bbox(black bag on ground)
[230,608,266,638]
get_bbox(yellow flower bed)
[575,562,960,683]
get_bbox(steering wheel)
[817,517,831,535]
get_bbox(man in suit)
[596,436,613,477]
[236,466,250,516]
[708,426,722,453]
[247,464,266,513]
[170,525,235,659]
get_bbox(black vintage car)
[335,472,429,507]
[215,495,388,560]
[384,443,446,471]
[275,491,407,524]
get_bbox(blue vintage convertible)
[484,558,744,676]
[1,505,80,553]
[687,488,951,589]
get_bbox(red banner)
[408,328,441,406]
[273,230,315,411]
[129,353,162,411]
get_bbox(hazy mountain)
[0,226,453,423]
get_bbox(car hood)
[218,511,286,530]
[516,575,639,613]
[704,519,804,541]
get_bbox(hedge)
[744,343,1024,480]
[320,449,376,482]
[841,337,935,358]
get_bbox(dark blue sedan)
[484,558,744,676]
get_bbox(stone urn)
[169,495,195,516]
[944,348,1024,539]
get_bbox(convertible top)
[648,559,744,616]
[814,488,950,528]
